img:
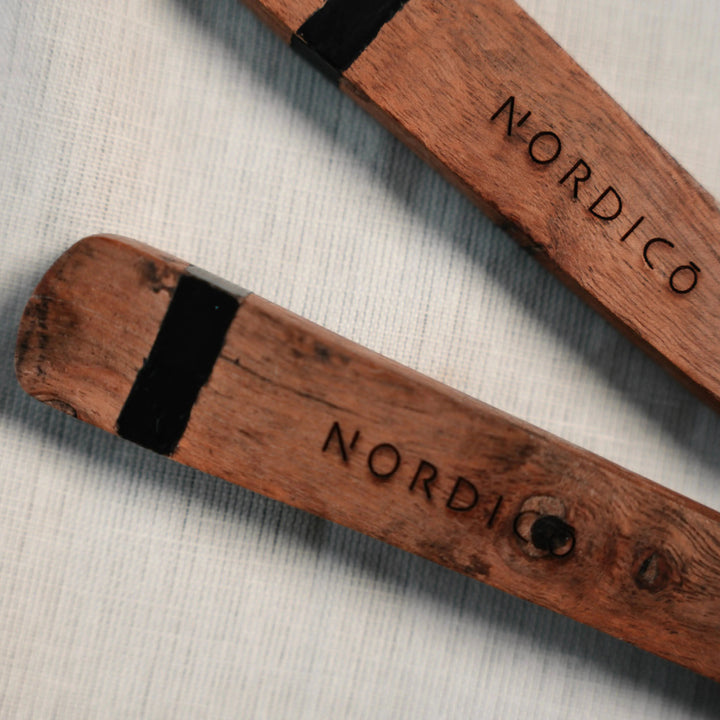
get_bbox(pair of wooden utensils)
[15,0,720,681]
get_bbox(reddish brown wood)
[239,0,720,413]
[241,0,323,42]
[15,235,720,682]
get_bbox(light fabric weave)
[1,0,720,717]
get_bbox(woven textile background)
[2,0,720,717]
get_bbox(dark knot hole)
[530,515,576,557]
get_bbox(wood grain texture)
[15,235,720,681]
[241,0,323,42]
[239,0,720,412]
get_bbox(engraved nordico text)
[490,95,701,295]
[322,421,504,526]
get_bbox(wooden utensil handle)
[15,235,720,681]
[240,0,720,412]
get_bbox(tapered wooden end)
[15,235,720,682]
[15,235,188,433]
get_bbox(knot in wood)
[634,549,677,593]
[530,515,575,557]
[513,495,575,559]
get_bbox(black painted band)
[292,0,408,83]
[116,273,239,455]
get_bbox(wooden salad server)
[15,235,720,681]
[239,0,720,411]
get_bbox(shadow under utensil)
[2,1,718,708]
[169,0,720,475]
[3,248,720,714]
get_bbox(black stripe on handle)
[292,0,408,83]
[117,273,239,455]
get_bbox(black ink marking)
[292,0,408,83]
[368,443,401,480]
[409,459,437,500]
[116,274,239,455]
[446,477,479,512]
[487,495,503,528]
[517,111,531,127]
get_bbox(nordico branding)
[322,421,505,522]
[490,96,701,296]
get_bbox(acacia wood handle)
[15,235,720,681]
[240,0,720,411]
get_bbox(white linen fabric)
[2,0,720,717]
